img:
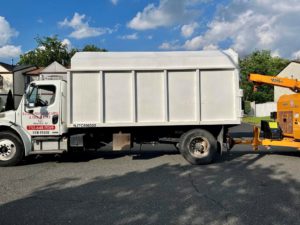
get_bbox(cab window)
[27,85,56,107]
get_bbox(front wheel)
[0,132,24,167]
[178,129,217,165]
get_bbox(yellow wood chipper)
[231,73,300,151]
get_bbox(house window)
[0,75,3,89]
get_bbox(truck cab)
[21,80,67,136]
[0,80,67,166]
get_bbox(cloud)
[183,36,203,50]
[0,45,22,59]
[181,22,199,38]
[182,0,300,58]
[159,40,181,50]
[38,45,46,51]
[203,44,218,50]
[61,38,72,50]
[0,16,21,59]
[110,0,119,5]
[119,33,138,40]
[0,16,19,46]
[128,0,196,30]
[59,13,113,39]
[292,50,300,60]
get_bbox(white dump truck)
[0,50,242,166]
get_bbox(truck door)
[22,83,61,136]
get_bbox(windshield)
[27,86,38,104]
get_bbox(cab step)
[32,136,61,141]
[29,150,66,155]
[32,137,68,152]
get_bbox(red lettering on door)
[27,125,55,130]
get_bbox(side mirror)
[25,98,35,108]
[24,98,34,114]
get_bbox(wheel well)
[0,126,24,144]
[199,126,224,155]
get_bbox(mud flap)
[113,133,131,151]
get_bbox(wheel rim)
[0,139,16,161]
[188,136,210,158]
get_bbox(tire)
[0,132,24,167]
[178,129,217,165]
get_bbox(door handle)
[52,115,59,124]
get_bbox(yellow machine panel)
[277,94,300,139]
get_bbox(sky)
[1,0,300,64]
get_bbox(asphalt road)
[1,124,300,225]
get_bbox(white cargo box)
[68,50,242,128]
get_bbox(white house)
[274,62,300,102]
[13,65,38,108]
[24,67,44,85]
[0,62,14,110]
[39,61,67,81]
[0,61,68,111]
[0,62,36,110]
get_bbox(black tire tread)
[179,129,217,165]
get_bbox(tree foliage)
[19,36,72,67]
[240,50,289,103]
[82,44,107,52]
[18,36,107,67]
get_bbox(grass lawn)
[242,116,271,126]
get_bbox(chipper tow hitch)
[226,126,262,152]
[226,120,300,152]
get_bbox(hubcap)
[0,139,16,161]
[189,136,210,158]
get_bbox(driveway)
[0,123,300,225]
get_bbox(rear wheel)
[179,129,217,165]
[0,132,24,167]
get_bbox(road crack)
[187,173,237,224]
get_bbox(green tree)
[82,44,107,52]
[240,50,289,103]
[19,36,72,67]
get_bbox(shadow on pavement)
[219,149,300,163]
[1,156,300,225]
[2,124,300,224]
[21,149,180,165]
[22,146,300,166]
